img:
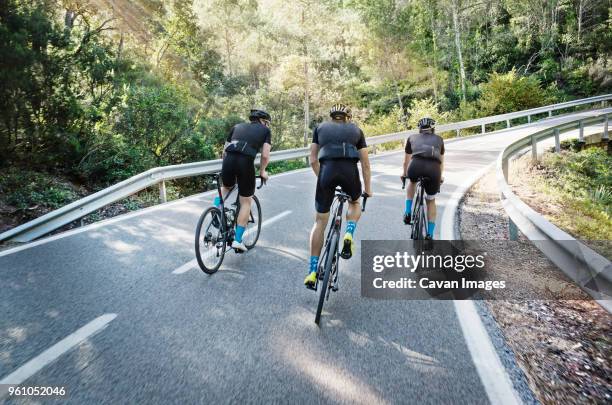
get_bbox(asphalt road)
[0,110,608,404]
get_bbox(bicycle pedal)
[331,285,339,292]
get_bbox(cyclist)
[215,109,272,252]
[304,104,372,287]
[402,117,445,240]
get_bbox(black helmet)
[417,117,436,129]
[330,103,351,118]
[249,109,271,122]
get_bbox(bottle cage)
[224,140,258,157]
[318,142,360,162]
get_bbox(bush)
[477,69,555,116]
[405,97,450,129]
[0,169,79,211]
[541,148,611,211]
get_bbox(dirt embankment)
[459,170,612,404]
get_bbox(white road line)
[0,314,117,393]
[454,301,521,405]
[173,210,292,274]
[439,159,521,404]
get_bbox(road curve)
[0,110,607,404]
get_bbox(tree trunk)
[429,6,439,102]
[451,0,466,101]
[577,0,583,42]
[302,8,310,148]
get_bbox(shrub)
[477,69,555,116]
[405,98,450,129]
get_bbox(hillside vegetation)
[0,0,611,226]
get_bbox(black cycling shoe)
[340,234,354,260]
[425,234,433,240]
[403,213,412,225]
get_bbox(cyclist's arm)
[403,153,412,177]
[402,136,412,177]
[309,143,320,176]
[359,148,372,196]
[440,139,445,180]
[260,143,271,179]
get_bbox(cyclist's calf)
[346,199,362,223]
[237,195,253,227]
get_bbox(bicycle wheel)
[242,195,262,249]
[315,230,339,325]
[195,207,226,274]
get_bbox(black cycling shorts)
[221,152,256,197]
[407,157,442,196]
[315,160,362,213]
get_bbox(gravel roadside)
[459,170,612,404]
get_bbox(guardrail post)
[554,129,561,153]
[481,123,485,134]
[604,114,610,155]
[372,144,377,155]
[527,115,531,124]
[531,135,538,162]
[578,120,585,151]
[502,157,509,182]
[548,110,552,118]
[455,129,460,138]
[508,219,519,241]
[159,180,167,203]
[506,119,510,128]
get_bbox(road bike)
[308,188,368,325]
[194,173,265,274]
[402,175,428,240]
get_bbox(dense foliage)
[1,0,610,190]
[533,148,611,240]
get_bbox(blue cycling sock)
[405,199,413,215]
[427,221,436,236]
[235,225,245,243]
[310,256,319,273]
[345,221,357,236]
[213,196,221,207]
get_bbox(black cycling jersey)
[226,121,272,157]
[221,121,271,196]
[312,120,365,213]
[312,121,367,156]
[404,131,445,162]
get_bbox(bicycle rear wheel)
[195,207,226,274]
[242,195,262,249]
[315,230,339,325]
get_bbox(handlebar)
[361,193,369,212]
[256,175,267,190]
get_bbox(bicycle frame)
[402,176,429,240]
[211,173,266,246]
[315,194,347,292]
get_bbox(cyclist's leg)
[232,156,256,251]
[340,162,362,259]
[404,160,420,224]
[305,165,335,286]
[219,154,238,207]
[421,160,442,239]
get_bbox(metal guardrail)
[1,94,610,243]
[496,109,612,307]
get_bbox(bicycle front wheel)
[242,195,262,249]
[195,207,226,274]
[315,231,338,325]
